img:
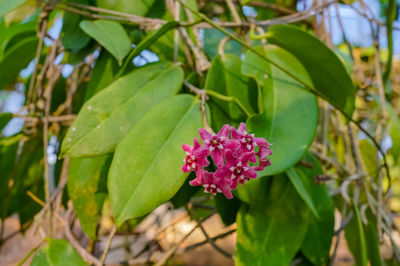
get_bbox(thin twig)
[179,229,236,252]
[226,0,242,23]
[100,225,117,265]
[65,202,102,266]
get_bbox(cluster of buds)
[181,123,273,199]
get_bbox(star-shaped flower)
[214,149,257,190]
[189,171,233,199]
[230,123,272,163]
[194,125,240,167]
[182,137,210,179]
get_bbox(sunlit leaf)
[80,20,131,65]
[31,239,87,266]
[60,62,183,158]
[108,95,203,226]
[0,0,27,18]
[286,167,319,218]
[266,25,356,117]
[235,175,309,265]
[96,0,157,16]
[243,45,318,176]
[68,154,112,240]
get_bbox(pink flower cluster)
[181,123,273,199]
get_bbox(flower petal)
[194,145,210,157]
[214,168,231,179]
[223,139,240,150]
[182,143,193,153]
[198,128,212,141]
[217,124,230,138]
[230,126,242,140]
[211,149,225,167]
[238,122,246,133]
[193,137,201,151]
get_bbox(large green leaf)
[61,0,91,52]
[0,20,36,60]
[265,25,355,116]
[299,153,335,266]
[84,49,119,101]
[286,167,318,218]
[80,20,131,65]
[67,154,112,240]
[117,21,179,78]
[243,45,318,176]
[0,112,13,132]
[108,95,204,226]
[60,62,183,158]
[235,175,309,266]
[0,0,27,18]
[0,36,38,90]
[234,175,271,205]
[31,239,87,266]
[345,201,368,266]
[96,0,157,16]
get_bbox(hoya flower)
[194,125,240,167]
[258,144,273,161]
[214,149,257,190]
[182,137,210,178]
[252,158,271,171]
[230,123,272,163]
[190,171,233,199]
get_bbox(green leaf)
[60,62,183,157]
[96,0,157,16]
[170,172,200,209]
[234,176,271,205]
[205,54,257,129]
[265,25,355,117]
[298,153,335,266]
[243,45,318,176]
[235,175,309,266]
[345,201,368,266]
[359,139,377,175]
[67,154,112,240]
[286,167,319,218]
[108,95,204,226]
[0,20,36,60]
[80,20,131,65]
[0,139,19,216]
[117,21,179,78]
[0,36,38,91]
[388,103,400,164]
[61,0,91,52]
[31,239,87,266]
[0,112,13,132]
[84,49,119,101]
[0,0,27,18]
[215,193,241,226]
[364,209,382,266]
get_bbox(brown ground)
[1,205,398,266]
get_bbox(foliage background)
[0,0,400,265]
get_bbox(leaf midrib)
[119,98,199,217]
[66,66,176,156]
[257,181,290,265]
